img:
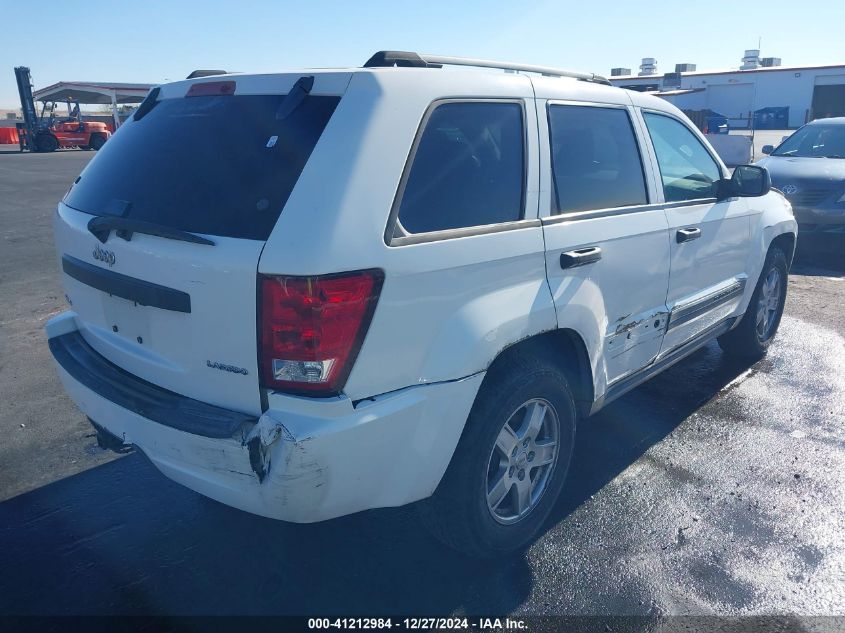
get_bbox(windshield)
[772,124,845,158]
[64,93,340,241]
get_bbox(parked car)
[46,52,796,557]
[758,118,845,240]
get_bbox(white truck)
[46,52,797,557]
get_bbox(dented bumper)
[47,312,483,522]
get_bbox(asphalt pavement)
[0,148,843,622]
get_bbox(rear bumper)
[47,311,483,522]
[49,330,254,438]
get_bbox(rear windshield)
[64,93,340,240]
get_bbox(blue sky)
[2,0,843,108]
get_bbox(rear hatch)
[54,73,348,415]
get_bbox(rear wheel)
[718,246,788,359]
[89,134,106,151]
[35,133,59,153]
[418,351,576,557]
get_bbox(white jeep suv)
[47,52,796,556]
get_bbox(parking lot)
[1,148,844,619]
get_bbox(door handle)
[676,227,701,243]
[560,246,602,270]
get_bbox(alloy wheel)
[485,398,559,525]
[756,268,782,341]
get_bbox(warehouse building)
[608,50,845,129]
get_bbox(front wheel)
[718,246,788,359]
[35,133,59,153]
[418,351,576,557]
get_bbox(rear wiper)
[87,216,215,246]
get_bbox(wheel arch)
[770,231,796,268]
[485,328,595,419]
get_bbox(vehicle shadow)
[0,342,755,617]
[0,145,85,156]
[792,260,845,277]
[792,240,845,275]
[548,342,752,528]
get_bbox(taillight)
[258,270,384,396]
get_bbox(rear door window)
[643,112,722,202]
[396,101,525,234]
[64,93,340,241]
[548,105,648,213]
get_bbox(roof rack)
[363,51,611,86]
[186,69,228,79]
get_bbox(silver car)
[758,117,845,241]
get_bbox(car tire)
[89,134,106,151]
[35,133,59,153]
[718,245,788,359]
[418,350,576,558]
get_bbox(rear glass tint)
[64,93,340,241]
[548,105,648,213]
[397,101,525,234]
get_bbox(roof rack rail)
[363,51,611,86]
[186,69,228,79]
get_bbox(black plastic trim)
[560,246,602,269]
[186,69,228,79]
[363,51,440,68]
[49,331,256,439]
[132,86,160,122]
[62,255,191,313]
[666,279,746,332]
[87,216,215,246]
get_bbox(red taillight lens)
[258,270,384,396]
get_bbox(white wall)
[705,83,754,125]
[611,65,845,128]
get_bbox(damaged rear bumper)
[46,311,484,523]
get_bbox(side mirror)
[761,144,774,155]
[724,165,771,198]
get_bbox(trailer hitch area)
[88,417,133,454]
[243,414,293,483]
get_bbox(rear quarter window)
[64,93,340,241]
[394,101,525,235]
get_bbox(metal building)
[32,80,154,129]
[608,50,845,129]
